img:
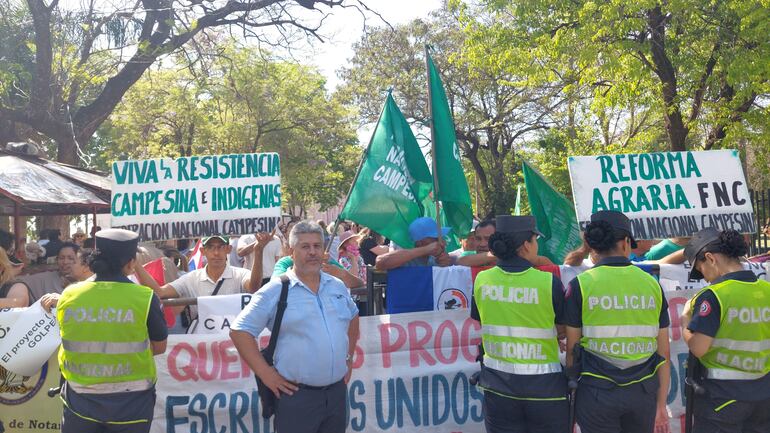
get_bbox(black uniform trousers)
[483,390,569,433]
[693,394,770,433]
[575,381,657,433]
[61,384,156,433]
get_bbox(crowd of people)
[2,211,770,433]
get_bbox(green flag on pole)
[426,49,473,237]
[339,92,433,248]
[522,160,582,263]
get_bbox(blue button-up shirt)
[231,270,358,386]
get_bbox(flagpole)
[325,88,392,254]
[425,45,443,239]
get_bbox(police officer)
[564,210,671,433]
[681,228,770,432]
[471,215,568,433]
[56,229,167,433]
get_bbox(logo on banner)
[437,289,469,310]
[0,363,47,405]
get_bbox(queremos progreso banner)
[568,149,756,238]
[110,153,282,241]
[2,263,768,433]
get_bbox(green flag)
[427,49,473,237]
[522,160,582,263]
[339,92,433,248]
[514,185,522,215]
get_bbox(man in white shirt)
[136,234,270,319]
[238,231,282,286]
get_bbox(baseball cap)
[409,217,451,243]
[684,228,721,280]
[202,235,229,246]
[496,215,544,237]
[589,210,638,249]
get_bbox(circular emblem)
[0,363,48,405]
[437,289,469,310]
[698,300,712,317]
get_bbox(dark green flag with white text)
[339,92,433,248]
[427,50,473,237]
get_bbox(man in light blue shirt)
[230,220,359,433]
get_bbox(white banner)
[194,293,254,334]
[110,153,282,241]
[568,150,755,238]
[154,309,483,433]
[0,300,60,376]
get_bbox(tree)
[0,0,373,165]
[98,45,360,218]
[455,0,770,152]
[338,14,563,216]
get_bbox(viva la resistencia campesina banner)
[110,153,282,241]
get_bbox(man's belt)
[297,379,343,391]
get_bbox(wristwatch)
[346,353,353,363]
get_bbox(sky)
[296,0,442,90]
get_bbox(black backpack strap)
[210,278,226,296]
[263,275,290,363]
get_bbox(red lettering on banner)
[167,340,255,381]
[668,297,687,341]
[197,342,220,380]
[379,323,406,368]
[167,343,197,381]
[435,320,459,364]
[219,340,240,380]
[408,320,436,367]
[461,318,481,362]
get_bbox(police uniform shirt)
[687,270,770,401]
[62,274,167,422]
[564,256,670,386]
[470,256,568,399]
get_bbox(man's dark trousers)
[275,380,346,433]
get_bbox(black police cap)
[94,228,140,262]
[684,227,721,280]
[589,210,638,249]
[496,215,544,237]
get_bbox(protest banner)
[111,153,282,241]
[0,301,60,376]
[568,150,755,238]
[0,353,62,433]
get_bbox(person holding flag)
[472,215,569,433]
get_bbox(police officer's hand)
[261,366,299,398]
[654,404,671,433]
[40,293,60,312]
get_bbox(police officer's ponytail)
[699,229,747,261]
[489,232,532,260]
[584,220,619,253]
[88,250,132,275]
